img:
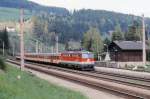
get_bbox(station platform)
[95,66,150,79]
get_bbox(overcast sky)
[29,0,150,17]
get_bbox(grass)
[0,64,87,99]
[0,57,6,71]
[145,65,150,72]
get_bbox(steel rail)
[7,59,150,99]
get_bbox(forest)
[32,9,149,43]
[0,0,150,57]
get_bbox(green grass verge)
[145,65,150,72]
[0,64,87,99]
[0,57,6,71]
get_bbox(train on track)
[16,51,95,71]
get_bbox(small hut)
[108,41,150,62]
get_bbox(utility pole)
[20,9,24,71]
[36,40,39,53]
[142,14,146,67]
[56,35,58,53]
[39,43,42,53]
[51,46,54,53]
[12,44,15,56]
[2,41,4,56]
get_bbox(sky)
[29,0,150,17]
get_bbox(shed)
[108,41,150,62]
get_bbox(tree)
[104,37,111,45]
[44,21,49,34]
[82,27,104,57]
[32,16,45,40]
[125,20,142,41]
[0,28,9,55]
[3,28,9,49]
[65,41,69,51]
[103,37,111,52]
[0,28,9,49]
[111,24,124,41]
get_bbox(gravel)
[26,68,125,99]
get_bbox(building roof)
[113,41,150,50]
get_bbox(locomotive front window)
[88,54,94,58]
[82,54,88,58]
[82,53,94,58]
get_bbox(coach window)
[70,54,73,57]
[75,54,78,57]
[79,54,81,57]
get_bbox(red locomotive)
[16,51,95,70]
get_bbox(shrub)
[0,58,6,71]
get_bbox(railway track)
[22,60,150,90]
[7,59,150,99]
[93,71,150,90]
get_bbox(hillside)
[0,7,32,22]
[0,0,69,16]
[31,9,150,43]
[1,0,150,52]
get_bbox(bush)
[0,58,6,71]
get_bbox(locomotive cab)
[60,51,95,71]
[81,52,95,70]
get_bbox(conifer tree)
[125,20,142,41]
[112,24,124,41]
[82,27,104,56]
